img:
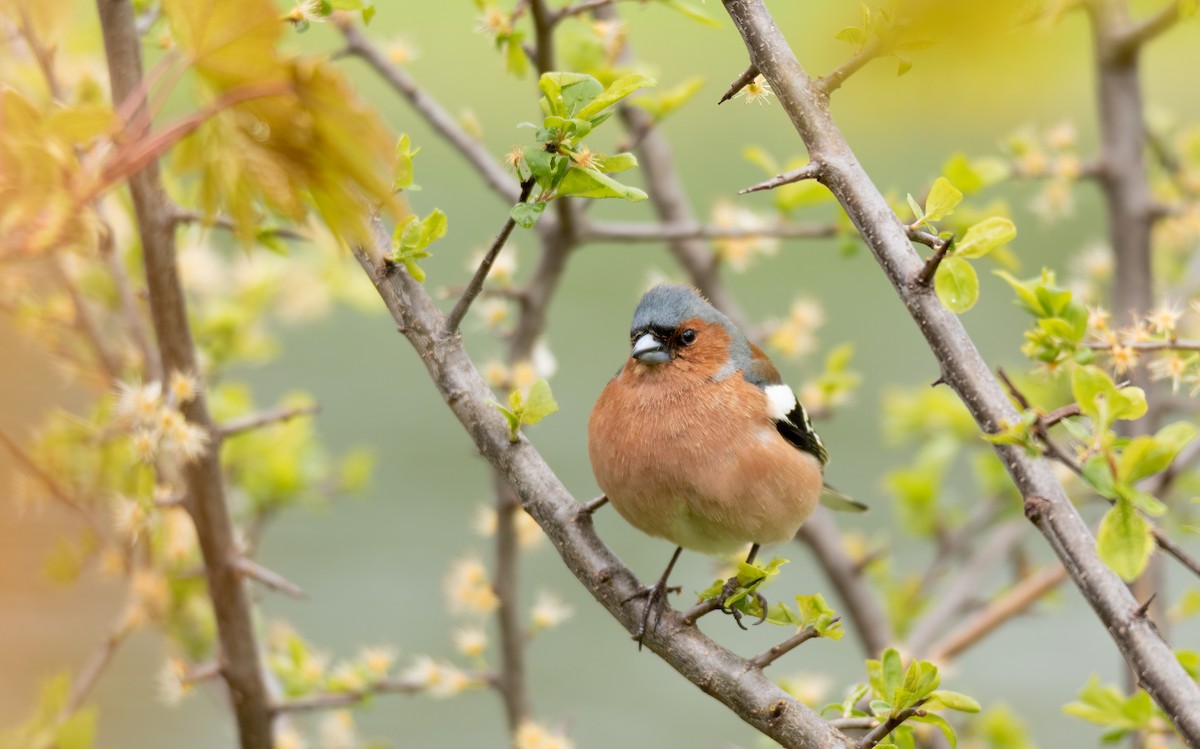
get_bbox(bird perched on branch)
[588,284,843,646]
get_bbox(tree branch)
[816,39,883,95]
[334,21,525,208]
[233,557,307,599]
[351,222,853,749]
[608,69,750,328]
[904,520,1027,656]
[796,509,893,657]
[579,219,837,243]
[856,702,927,749]
[739,162,824,194]
[220,404,321,439]
[272,672,494,712]
[719,1,1200,741]
[63,611,136,715]
[718,64,759,105]
[751,620,836,669]
[924,564,1069,664]
[1114,0,1185,57]
[444,179,536,336]
[96,3,272,747]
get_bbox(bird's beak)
[631,333,670,364]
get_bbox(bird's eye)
[680,328,697,345]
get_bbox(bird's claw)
[715,575,768,630]
[623,581,682,650]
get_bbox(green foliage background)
[1,1,1199,747]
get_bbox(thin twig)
[0,430,107,540]
[220,404,321,438]
[273,673,495,712]
[913,233,954,287]
[923,564,1068,663]
[1152,529,1200,580]
[856,701,928,749]
[1084,338,1200,352]
[172,210,309,242]
[579,219,837,242]
[830,717,878,731]
[552,0,618,23]
[444,179,536,335]
[63,613,136,715]
[797,509,893,658]
[816,39,883,95]
[718,64,759,104]
[904,519,1028,656]
[751,619,836,669]
[739,162,824,194]
[335,21,527,208]
[581,495,609,515]
[233,557,306,599]
[1115,0,1185,57]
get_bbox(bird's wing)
[745,344,828,465]
[820,483,868,512]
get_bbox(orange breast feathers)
[587,335,824,555]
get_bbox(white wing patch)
[764,384,798,422]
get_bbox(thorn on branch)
[233,557,306,599]
[581,494,609,516]
[912,232,955,287]
[739,162,823,195]
[1135,593,1157,619]
[750,621,833,669]
[930,375,946,388]
[718,64,759,105]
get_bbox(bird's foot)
[623,580,682,649]
[716,575,768,630]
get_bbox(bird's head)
[626,284,751,379]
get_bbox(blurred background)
[2,1,1199,747]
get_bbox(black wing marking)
[774,398,829,466]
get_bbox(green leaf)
[390,210,447,282]
[926,690,981,713]
[941,153,1008,194]
[597,152,638,174]
[521,379,559,426]
[1096,499,1154,582]
[630,76,705,120]
[393,133,421,192]
[906,193,924,224]
[556,167,647,201]
[912,713,957,749]
[934,256,979,313]
[492,403,521,442]
[56,709,97,749]
[922,177,962,224]
[511,201,547,229]
[656,0,722,27]
[576,74,657,120]
[1120,422,1198,483]
[882,648,903,696]
[955,217,1017,259]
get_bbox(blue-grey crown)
[629,284,751,377]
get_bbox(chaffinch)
[588,283,831,644]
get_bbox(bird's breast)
[587,372,823,554]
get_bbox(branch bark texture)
[718,1,1200,743]
[95,2,272,747]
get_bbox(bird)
[588,283,833,646]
